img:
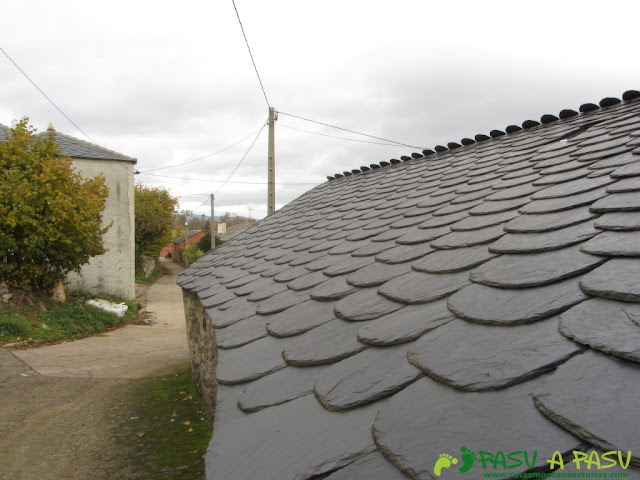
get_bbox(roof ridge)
[325,89,640,181]
[37,128,137,162]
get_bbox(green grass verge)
[136,265,163,285]
[114,368,211,479]
[0,292,138,345]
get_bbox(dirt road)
[0,259,190,479]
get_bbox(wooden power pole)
[267,107,275,216]
[210,193,216,250]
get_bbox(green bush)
[0,315,31,337]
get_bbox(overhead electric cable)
[231,0,270,108]
[0,47,96,144]
[140,126,264,173]
[215,120,267,194]
[278,123,401,146]
[140,168,317,186]
[277,111,423,149]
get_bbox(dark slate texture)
[533,350,640,467]
[177,93,640,480]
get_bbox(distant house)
[1,122,137,299]
[161,230,205,258]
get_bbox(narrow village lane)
[0,258,190,479]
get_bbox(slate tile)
[255,289,310,315]
[579,259,640,302]
[310,276,359,301]
[286,270,328,291]
[376,243,435,264]
[448,276,587,325]
[395,226,450,245]
[538,158,589,175]
[217,336,287,384]
[266,299,338,337]
[322,451,407,480]
[522,187,610,213]
[232,277,274,296]
[419,211,467,228]
[430,200,482,216]
[315,344,423,411]
[238,365,325,413]
[328,240,370,255]
[283,318,369,366]
[580,230,640,256]
[324,256,374,276]
[335,288,405,321]
[379,270,471,304]
[222,272,259,288]
[449,210,519,231]
[531,177,615,200]
[488,172,538,189]
[504,207,598,233]
[594,212,640,231]
[247,282,289,302]
[409,316,583,391]
[412,244,497,273]
[533,350,640,467]
[289,251,327,266]
[606,177,640,192]
[531,167,589,186]
[485,183,540,201]
[470,246,606,288]
[430,223,505,249]
[357,300,454,346]
[469,196,531,214]
[217,315,268,350]
[391,214,433,228]
[346,261,413,287]
[574,144,634,162]
[346,226,388,241]
[373,377,586,480]
[304,255,343,271]
[558,298,640,362]
[591,191,640,212]
[351,240,397,257]
[611,159,640,178]
[200,289,236,308]
[370,227,406,242]
[208,394,378,480]
[489,221,599,253]
[259,265,288,277]
[587,152,640,170]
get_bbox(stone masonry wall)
[182,289,218,422]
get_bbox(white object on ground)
[85,299,128,318]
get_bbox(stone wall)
[182,289,218,421]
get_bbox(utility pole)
[267,106,275,216]
[210,193,216,251]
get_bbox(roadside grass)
[136,263,164,285]
[0,291,138,346]
[113,368,211,479]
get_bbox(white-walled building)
[39,125,137,300]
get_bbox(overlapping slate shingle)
[179,91,640,479]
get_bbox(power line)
[139,126,264,173]
[231,0,270,108]
[0,47,96,144]
[278,122,402,146]
[277,111,423,149]
[215,120,268,194]
[140,171,317,186]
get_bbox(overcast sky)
[2,1,638,219]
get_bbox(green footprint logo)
[433,453,458,477]
[459,446,477,473]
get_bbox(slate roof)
[178,90,640,480]
[36,126,137,162]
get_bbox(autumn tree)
[0,118,110,290]
[134,185,178,263]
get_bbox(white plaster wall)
[65,158,136,300]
